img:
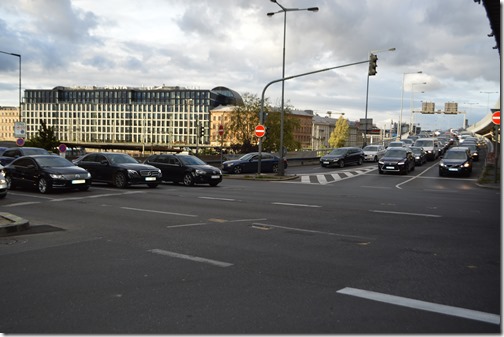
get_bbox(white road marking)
[272,202,321,208]
[198,196,236,201]
[148,249,233,268]
[337,287,500,325]
[3,201,41,207]
[121,206,197,217]
[252,223,375,240]
[369,210,441,218]
[50,191,145,202]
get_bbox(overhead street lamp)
[480,91,498,113]
[267,0,319,176]
[363,47,396,147]
[409,82,427,134]
[399,71,422,140]
[0,50,21,120]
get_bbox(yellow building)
[0,106,18,141]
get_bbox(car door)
[77,154,100,181]
[170,156,186,182]
[12,157,38,188]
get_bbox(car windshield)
[444,151,468,160]
[411,148,422,155]
[34,156,74,167]
[329,148,347,155]
[384,149,406,158]
[363,146,378,152]
[179,156,206,166]
[415,140,433,147]
[107,154,139,164]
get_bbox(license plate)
[385,166,395,169]
[449,168,459,171]
[72,179,86,184]
[211,175,220,179]
[323,161,329,165]
[145,177,156,181]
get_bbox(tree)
[328,116,349,148]
[25,120,59,152]
[262,108,300,152]
[228,93,265,153]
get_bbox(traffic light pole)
[257,59,371,176]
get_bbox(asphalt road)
[0,155,500,333]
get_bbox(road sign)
[218,124,224,136]
[14,122,26,138]
[492,111,500,125]
[255,124,266,138]
[16,138,25,147]
[58,144,67,153]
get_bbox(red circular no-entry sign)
[255,124,266,137]
[218,124,224,136]
[492,111,500,125]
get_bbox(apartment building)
[0,106,18,141]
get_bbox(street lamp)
[363,47,396,147]
[480,91,498,113]
[0,50,21,120]
[399,71,422,140]
[267,0,319,176]
[409,82,427,134]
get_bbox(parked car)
[320,147,364,168]
[4,155,91,194]
[221,152,287,174]
[73,152,161,188]
[410,146,427,166]
[362,144,386,162]
[439,147,472,177]
[414,138,439,160]
[0,165,7,199]
[144,154,222,186]
[378,148,415,175]
[0,147,51,166]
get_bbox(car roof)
[448,147,470,152]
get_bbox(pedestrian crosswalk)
[297,166,377,185]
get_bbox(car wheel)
[38,177,51,194]
[114,172,128,188]
[232,165,242,174]
[147,183,158,188]
[338,160,345,168]
[272,164,279,173]
[183,173,194,186]
[357,157,363,165]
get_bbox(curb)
[0,212,30,236]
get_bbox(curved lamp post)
[0,50,21,120]
[267,0,319,176]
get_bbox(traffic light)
[199,124,204,137]
[264,126,269,139]
[368,53,378,76]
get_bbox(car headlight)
[49,173,65,179]
[463,162,470,167]
[85,172,91,179]
[439,162,446,167]
[127,169,140,177]
[195,169,205,176]
[397,161,405,165]
[378,160,384,165]
[0,178,6,184]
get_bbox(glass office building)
[23,85,243,148]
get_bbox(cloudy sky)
[0,0,500,131]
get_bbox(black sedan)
[320,147,364,168]
[144,154,222,186]
[4,155,91,194]
[410,146,427,166]
[378,148,415,175]
[439,147,473,177]
[222,152,287,174]
[74,152,161,188]
[0,147,51,166]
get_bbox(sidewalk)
[476,161,501,190]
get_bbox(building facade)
[0,106,18,142]
[22,85,243,151]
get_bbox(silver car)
[0,165,7,199]
[363,144,386,162]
